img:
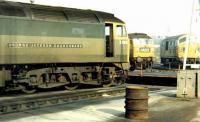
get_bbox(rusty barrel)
[125,86,149,120]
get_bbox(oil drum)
[125,85,149,120]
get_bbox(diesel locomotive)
[129,33,155,70]
[160,34,200,67]
[0,1,129,93]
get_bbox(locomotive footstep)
[64,84,79,90]
[20,85,36,94]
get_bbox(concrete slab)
[0,88,200,122]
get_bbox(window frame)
[116,25,127,37]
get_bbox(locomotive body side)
[0,19,129,64]
[160,36,178,65]
[0,18,104,64]
[0,1,129,93]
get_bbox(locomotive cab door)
[105,23,114,57]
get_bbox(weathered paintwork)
[0,19,129,64]
[0,17,104,38]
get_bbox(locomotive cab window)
[144,39,152,44]
[116,25,127,37]
[134,38,151,45]
[148,39,153,44]
[179,37,186,43]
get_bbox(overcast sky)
[7,0,200,36]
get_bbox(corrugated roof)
[0,1,124,23]
[162,34,186,42]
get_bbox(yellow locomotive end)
[177,35,200,63]
[129,33,155,70]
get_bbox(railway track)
[0,84,173,115]
[129,68,178,78]
[0,86,125,115]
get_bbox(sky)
[6,0,200,36]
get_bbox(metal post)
[168,62,171,69]
[183,37,190,70]
[140,63,143,77]
[30,0,34,4]
[183,0,195,70]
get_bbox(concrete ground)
[0,87,200,122]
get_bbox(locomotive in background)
[0,1,129,93]
[129,33,155,70]
[160,34,200,67]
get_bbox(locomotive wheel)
[64,83,79,90]
[20,85,36,94]
[130,63,136,71]
[112,78,124,86]
[142,64,147,69]
[102,80,113,87]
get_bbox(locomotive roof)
[0,1,124,24]
[128,33,152,39]
[162,34,186,41]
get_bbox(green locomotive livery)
[0,1,129,93]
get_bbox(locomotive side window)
[165,41,169,50]
[170,41,172,45]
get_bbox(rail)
[129,69,178,78]
[0,86,125,115]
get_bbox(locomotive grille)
[65,9,99,23]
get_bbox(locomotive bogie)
[1,65,124,92]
